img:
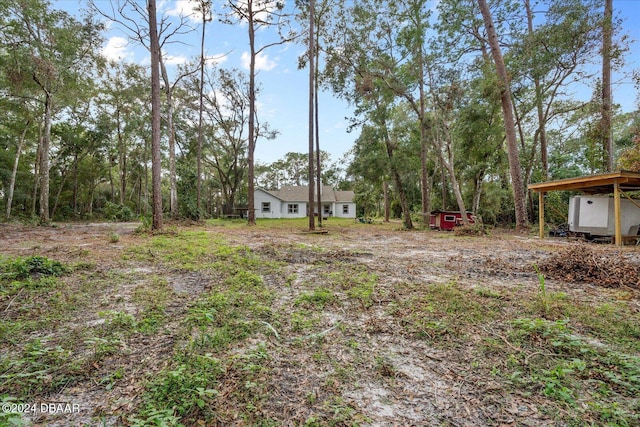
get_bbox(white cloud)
[102,36,134,62]
[164,0,215,24]
[163,53,189,66]
[241,51,277,72]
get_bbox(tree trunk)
[383,179,390,222]
[418,55,430,225]
[477,0,528,232]
[308,0,316,231]
[32,141,40,217]
[247,0,257,226]
[602,0,613,172]
[444,151,468,226]
[51,166,69,220]
[196,4,208,218]
[160,59,178,218]
[472,169,484,214]
[148,0,163,231]
[72,153,78,215]
[7,121,30,219]
[437,123,469,226]
[144,135,149,215]
[382,124,412,229]
[117,108,126,206]
[39,93,52,224]
[109,157,115,202]
[315,29,322,227]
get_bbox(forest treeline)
[1,0,639,229]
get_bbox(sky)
[57,0,357,165]
[54,0,640,165]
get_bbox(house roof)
[335,190,355,202]
[261,185,355,203]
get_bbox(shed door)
[579,197,608,228]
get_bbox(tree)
[148,0,163,230]
[200,67,253,213]
[2,0,102,223]
[225,0,296,225]
[5,119,31,219]
[91,0,196,221]
[477,0,528,231]
[255,151,342,189]
[324,0,435,225]
[96,62,150,211]
[602,0,613,171]
[510,0,601,183]
[322,1,414,228]
[307,0,316,231]
[195,0,213,217]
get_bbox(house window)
[288,204,299,214]
[444,215,456,222]
[261,202,270,213]
[323,205,331,214]
[343,204,349,214]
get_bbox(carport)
[528,170,640,246]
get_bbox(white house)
[254,185,356,219]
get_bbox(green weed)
[530,263,568,318]
[572,302,640,352]
[291,310,321,332]
[295,287,336,309]
[391,281,502,344]
[0,255,67,280]
[85,336,122,359]
[503,317,640,423]
[0,396,29,426]
[0,339,83,398]
[326,267,378,308]
[135,352,222,422]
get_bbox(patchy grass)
[1,222,639,426]
[390,280,505,344]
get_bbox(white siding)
[280,202,307,218]
[334,202,356,218]
[254,190,281,218]
[254,187,355,219]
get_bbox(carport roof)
[528,170,640,194]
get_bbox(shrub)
[103,202,134,222]
[1,256,67,281]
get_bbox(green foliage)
[0,256,68,297]
[505,317,640,422]
[0,255,67,281]
[0,396,30,426]
[0,339,82,398]
[103,202,134,222]
[326,267,378,308]
[575,302,640,352]
[177,158,202,220]
[108,231,120,243]
[295,287,336,309]
[291,309,321,332]
[133,352,222,424]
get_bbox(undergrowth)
[2,227,639,426]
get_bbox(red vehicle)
[430,209,476,231]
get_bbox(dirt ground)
[1,221,639,426]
